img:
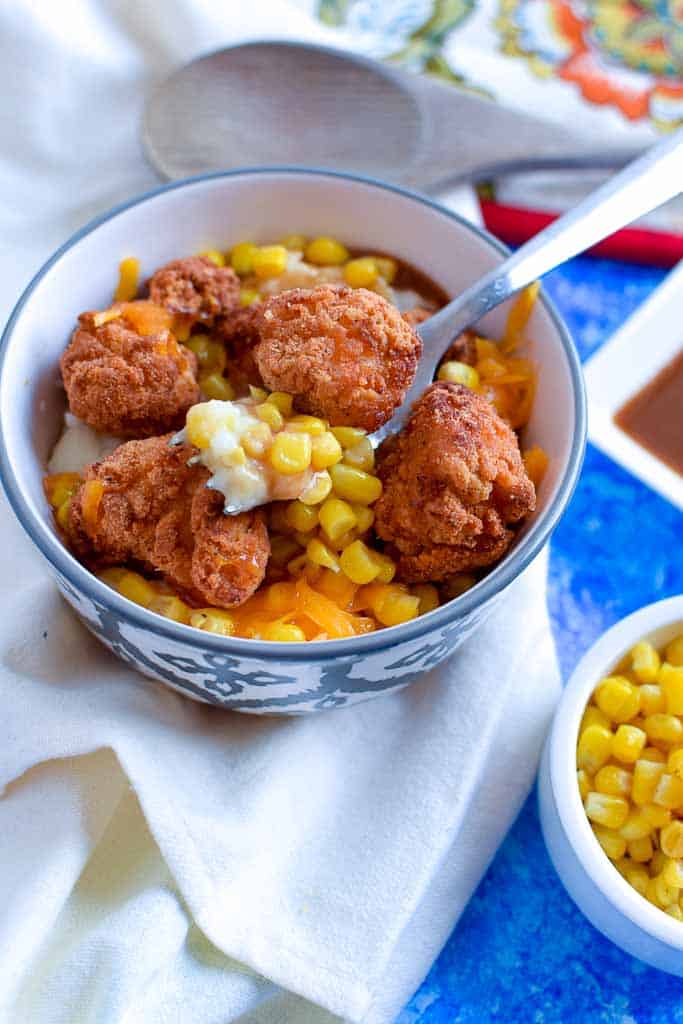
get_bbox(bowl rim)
[549,595,683,950]
[0,165,586,659]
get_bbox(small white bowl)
[585,260,683,511]
[539,596,683,974]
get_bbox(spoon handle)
[375,127,683,443]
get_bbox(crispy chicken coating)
[254,285,422,431]
[60,312,199,438]
[69,436,269,608]
[148,256,240,326]
[374,382,536,581]
[215,303,264,394]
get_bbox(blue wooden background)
[401,256,683,1024]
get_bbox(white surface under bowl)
[539,596,683,973]
[0,168,585,712]
[585,259,683,510]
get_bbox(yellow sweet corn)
[639,684,665,716]
[414,583,440,615]
[252,245,288,279]
[660,662,683,715]
[612,724,646,763]
[343,436,375,473]
[628,836,654,863]
[200,373,235,401]
[577,724,613,773]
[267,391,294,416]
[618,810,652,841]
[269,432,312,474]
[344,257,378,288]
[595,765,632,797]
[340,540,382,585]
[287,415,327,436]
[437,361,480,389]
[114,256,140,302]
[577,769,592,802]
[661,821,683,858]
[279,233,307,251]
[653,773,683,809]
[631,640,661,682]
[595,675,640,722]
[665,635,683,667]
[645,713,683,745]
[331,426,367,449]
[584,792,629,829]
[305,236,349,266]
[581,705,611,732]
[230,241,258,275]
[189,609,235,636]
[311,431,343,470]
[306,538,341,573]
[261,622,306,642]
[319,497,357,542]
[329,463,382,505]
[255,401,285,432]
[299,471,333,506]
[200,248,226,267]
[593,826,627,861]
[117,571,156,608]
[285,501,319,533]
[373,256,397,283]
[149,594,192,623]
[631,759,665,805]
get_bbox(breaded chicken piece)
[61,313,199,438]
[148,256,240,326]
[374,382,535,582]
[254,285,422,431]
[69,436,269,608]
[215,303,264,395]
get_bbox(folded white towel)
[0,3,561,1021]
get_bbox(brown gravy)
[614,348,683,475]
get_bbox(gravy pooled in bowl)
[44,236,543,642]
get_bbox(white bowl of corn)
[539,595,683,973]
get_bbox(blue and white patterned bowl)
[0,169,586,713]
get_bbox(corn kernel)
[311,431,343,470]
[414,583,440,615]
[285,501,319,533]
[319,497,357,542]
[612,724,646,763]
[577,769,592,801]
[632,759,665,804]
[661,822,683,859]
[253,244,288,279]
[186,334,223,371]
[595,765,632,797]
[224,446,247,469]
[267,391,294,416]
[660,662,683,715]
[437,360,481,389]
[592,826,627,861]
[654,873,680,907]
[373,588,420,627]
[230,241,257,275]
[666,903,683,920]
[631,640,661,682]
[522,446,549,489]
[653,773,683,809]
[371,550,396,584]
[299,471,333,506]
[642,746,667,763]
[577,724,613,773]
[306,537,340,572]
[639,684,665,716]
[373,256,397,283]
[665,635,683,667]
[189,609,235,636]
[329,463,382,505]
[117,571,156,608]
[585,792,629,829]
[99,567,128,588]
[261,622,306,642]
[200,248,225,267]
[340,539,382,585]
[315,567,357,608]
[287,415,327,436]
[581,705,611,732]
[305,236,349,266]
[279,233,307,251]
[200,373,235,401]
[625,864,649,895]
[618,810,651,841]
[269,432,312,474]
[242,422,273,459]
[351,505,375,534]
[343,436,375,473]
[114,256,140,302]
[344,257,378,289]
[149,594,191,623]
[595,675,640,722]
[185,404,214,448]
[240,288,260,306]
[642,803,672,829]
[255,401,284,431]
[331,426,367,449]
[645,713,683,745]
[628,836,654,863]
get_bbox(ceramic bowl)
[539,596,683,973]
[0,168,585,713]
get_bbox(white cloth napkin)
[0,3,561,1022]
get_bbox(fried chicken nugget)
[254,285,422,431]
[215,303,264,395]
[374,382,536,582]
[61,312,200,437]
[148,256,240,326]
[69,436,269,608]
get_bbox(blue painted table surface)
[401,256,683,1024]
